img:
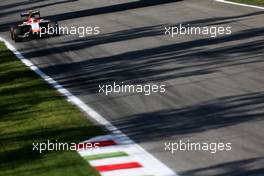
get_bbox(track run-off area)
[0,0,264,175]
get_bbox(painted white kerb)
[216,0,264,10]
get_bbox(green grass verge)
[229,0,264,6]
[0,42,104,176]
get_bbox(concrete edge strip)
[99,168,153,176]
[0,37,178,176]
[215,0,264,10]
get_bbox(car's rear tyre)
[10,26,14,40]
[13,27,22,42]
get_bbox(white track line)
[215,0,264,10]
[0,37,178,176]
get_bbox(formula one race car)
[10,10,59,42]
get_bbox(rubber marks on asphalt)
[77,135,156,176]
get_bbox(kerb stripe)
[96,162,142,172]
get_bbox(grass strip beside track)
[229,0,264,6]
[0,42,103,176]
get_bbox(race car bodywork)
[10,10,59,42]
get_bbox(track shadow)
[112,92,264,141]
[0,0,51,11]
[0,0,263,32]
[179,157,264,176]
[32,26,264,95]
[0,0,183,32]
[42,0,182,21]
[0,0,79,17]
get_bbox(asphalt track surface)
[1,0,264,175]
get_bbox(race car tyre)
[13,27,22,42]
[10,26,14,40]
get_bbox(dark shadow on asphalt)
[0,0,51,11]
[179,157,264,176]
[43,0,183,21]
[0,0,79,17]
[26,26,264,95]
[0,0,183,31]
[111,92,264,141]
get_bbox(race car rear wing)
[20,10,40,18]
